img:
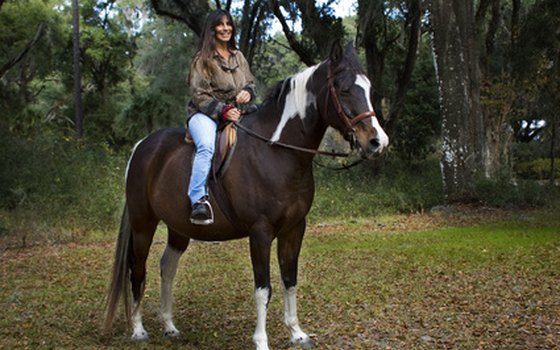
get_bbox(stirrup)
[190,197,214,225]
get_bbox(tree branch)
[270,0,316,66]
[150,0,209,36]
[0,23,45,79]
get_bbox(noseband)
[326,62,377,144]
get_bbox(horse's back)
[132,127,188,158]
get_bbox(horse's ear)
[329,40,344,64]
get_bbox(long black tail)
[103,203,132,333]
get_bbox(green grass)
[1,210,558,349]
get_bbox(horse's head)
[320,42,389,158]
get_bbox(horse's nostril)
[370,138,380,149]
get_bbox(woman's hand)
[235,90,251,104]
[225,107,241,122]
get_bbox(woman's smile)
[215,17,233,43]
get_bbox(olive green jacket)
[187,49,256,121]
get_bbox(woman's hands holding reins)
[224,90,252,122]
[236,90,251,104]
[224,106,241,121]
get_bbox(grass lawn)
[1,208,559,349]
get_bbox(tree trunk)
[551,119,557,184]
[72,0,83,136]
[355,1,423,174]
[385,0,422,137]
[429,0,485,202]
[238,0,270,66]
[356,0,386,121]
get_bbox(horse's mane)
[263,79,288,106]
[261,47,364,110]
[262,64,320,108]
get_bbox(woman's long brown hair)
[195,9,237,76]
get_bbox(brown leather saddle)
[185,122,238,179]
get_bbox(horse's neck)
[258,73,328,152]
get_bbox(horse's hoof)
[163,329,181,338]
[291,337,314,349]
[131,331,149,342]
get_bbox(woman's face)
[214,15,233,45]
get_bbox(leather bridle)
[325,61,377,144]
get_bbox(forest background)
[0,0,559,245]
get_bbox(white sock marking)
[253,287,270,350]
[131,302,148,341]
[283,286,310,345]
[160,245,182,337]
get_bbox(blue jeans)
[187,113,217,205]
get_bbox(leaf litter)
[0,207,558,349]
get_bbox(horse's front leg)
[249,222,275,350]
[159,233,189,338]
[278,219,313,348]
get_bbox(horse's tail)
[103,202,132,333]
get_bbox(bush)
[310,157,444,222]
[0,128,126,243]
[514,158,560,180]
[475,171,560,208]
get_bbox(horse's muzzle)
[363,133,389,158]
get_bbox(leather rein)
[233,60,376,159]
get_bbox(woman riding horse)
[104,41,388,350]
[187,9,257,225]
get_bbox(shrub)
[475,171,560,208]
[310,157,444,222]
[0,128,126,243]
[514,158,560,180]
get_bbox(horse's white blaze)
[355,74,374,111]
[271,65,318,142]
[283,286,310,344]
[125,137,148,183]
[160,245,182,337]
[371,114,389,149]
[355,74,389,149]
[253,287,270,350]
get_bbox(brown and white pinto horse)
[104,43,388,350]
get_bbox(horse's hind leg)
[277,219,313,348]
[130,223,157,341]
[160,229,189,338]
